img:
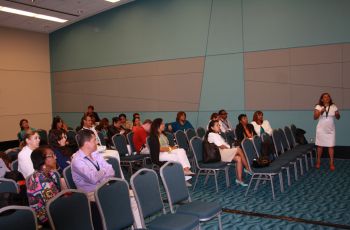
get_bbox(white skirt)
[159,148,191,168]
[219,148,237,162]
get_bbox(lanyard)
[85,157,100,171]
[325,105,331,118]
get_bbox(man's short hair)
[118,113,127,119]
[218,109,227,115]
[143,119,152,125]
[238,114,247,122]
[76,129,95,148]
[88,105,94,110]
[112,117,120,123]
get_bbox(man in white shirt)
[81,114,102,146]
[218,109,233,133]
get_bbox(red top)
[133,126,148,153]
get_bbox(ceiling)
[0,0,134,33]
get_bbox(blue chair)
[47,189,94,230]
[225,130,236,148]
[196,127,206,139]
[241,138,284,200]
[97,131,107,146]
[10,160,18,171]
[189,137,230,192]
[175,130,195,168]
[160,162,223,229]
[127,132,136,153]
[165,132,176,147]
[0,178,18,193]
[0,206,37,230]
[63,166,77,189]
[185,129,197,143]
[252,135,262,157]
[95,178,145,230]
[37,129,48,145]
[5,148,20,162]
[130,169,200,230]
[105,156,123,179]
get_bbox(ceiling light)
[105,0,121,3]
[0,6,67,23]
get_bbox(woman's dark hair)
[48,129,71,157]
[133,117,140,124]
[238,114,247,122]
[176,111,186,122]
[31,146,52,170]
[252,111,263,123]
[96,118,109,131]
[118,113,127,119]
[210,113,219,120]
[204,120,219,140]
[51,116,63,130]
[150,118,163,137]
[19,119,28,130]
[318,93,333,106]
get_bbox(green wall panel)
[206,0,243,55]
[243,0,350,51]
[50,0,211,71]
[199,53,244,111]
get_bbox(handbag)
[202,140,221,163]
[252,157,270,168]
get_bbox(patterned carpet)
[187,159,350,230]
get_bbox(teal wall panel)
[243,0,350,51]
[50,0,211,71]
[199,53,244,111]
[206,0,243,55]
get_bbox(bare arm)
[314,107,325,120]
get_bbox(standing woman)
[314,93,340,171]
[149,118,194,175]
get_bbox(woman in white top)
[251,111,273,136]
[206,120,252,186]
[314,93,340,171]
[18,130,40,178]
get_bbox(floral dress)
[26,170,61,224]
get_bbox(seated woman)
[206,120,251,186]
[27,146,61,228]
[168,111,194,132]
[48,129,72,174]
[149,118,194,176]
[251,111,273,136]
[132,117,142,132]
[95,117,109,143]
[17,119,35,144]
[207,112,219,130]
[18,130,40,178]
[235,114,257,145]
[49,116,68,134]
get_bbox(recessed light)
[0,6,67,23]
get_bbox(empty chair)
[175,130,189,151]
[47,189,94,230]
[0,178,19,193]
[185,129,197,143]
[164,132,176,147]
[127,132,136,153]
[225,130,236,148]
[131,169,200,230]
[5,148,20,162]
[189,137,230,192]
[252,136,262,157]
[105,156,123,179]
[0,205,37,230]
[196,127,206,139]
[97,131,107,146]
[160,162,222,229]
[63,166,77,189]
[10,160,18,171]
[95,178,143,230]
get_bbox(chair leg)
[304,154,309,171]
[214,171,219,192]
[309,150,314,166]
[218,213,223,230]
[254,175,262,191]
[193,170,201,191]
[291,162,298,181]
[298,158,304,175]
[245,176,254,197]
[270,175,275,200]
[286,167,291,186]
[225,167,230,188]
[279,172,284,193]
[204,174,210,185]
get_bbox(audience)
[133,112,141,121]
[107,117,129,146]
[17,119,35,144]
[50,116,68,134]
[27,146,61,227]
[236,114,257,145]
[218,109,233,133]
[133,119,152,154]
[95,117,109,143]
[48,129,72,173]
[18,130,40,178]
[206,120,251,187]
[149,118,194,175]
[119,113,133,131]
[168,111,194,132]
[207,112,220,129]
[132,117,142,132]
[80,114,102,146]
[251,111,273,136]
[86,105,100,123]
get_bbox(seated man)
[81,114,102,146]
[133,119,152,154]
[218,109,234,133]
[86,105,100,123]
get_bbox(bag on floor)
[202,140,221,163]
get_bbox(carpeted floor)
[187,158,350,230]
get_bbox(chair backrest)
[66,130,76,144]
[185,129,197,142]
[5,148,20,162]
[95,179,134,230]
[278,128,290,151]
[271,129,284,156]
[0,205,37,230]
[127,132,136,153]
[290,124,297,141]
[47,189,94,230]
[112,134,129,156]
[97,131,106,146]
[196,127,206,138]
[241,139,257,172]
[130,169,165,222]
[219,132,227,142]
[252,135,262,157]
[10,160,18,171]
[160,162,190,213]
[37,129,48,145]
[63,166,77,189]
[225,130,236,147]
[105,157,122,179]
[175,130,189,150]
[189,136,203,167]
[284,126,296,149]
[0,178,19,193]
[164,132,175,146]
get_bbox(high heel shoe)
[244,168,253,176]
[315,160,321,169]
[330,164,335,171]
[235,179,248,187]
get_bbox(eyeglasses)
[45,154,56,159]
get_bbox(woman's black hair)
[51,116,63,130]
[150,118,163,137]
[48,129,71,157]
[31,146,52,170]
[204,120,219,140]
[318,93,333,106]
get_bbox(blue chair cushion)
[198,161,228,169]
[176,200,221,220]
[148,213,199,230]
